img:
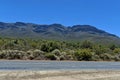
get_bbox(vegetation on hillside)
[0,37,120,61]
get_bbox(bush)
[58,52,74,60]
[33,49,45,60]
[99,53,114,61]
[33,49,41,57]
[91,55,101,61]
[75,49,94,61]
[113,48,120,54]
[114,54,120,61]
[80,40,93,49]
[45,53,57,60]
[25,50,44,60]
[60,55,65,60]
[109,44,117,50]
[93,46,111,55]
[51,49,61,56]
[0,50,25,59]
[40,41,61,52]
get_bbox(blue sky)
[0,0,120,36]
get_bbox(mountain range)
[0,22,120,44]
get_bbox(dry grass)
[0,70,120,80]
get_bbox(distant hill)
[0,22,120,44]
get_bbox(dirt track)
[0,70,120,80]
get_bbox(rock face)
[0,22,119,44]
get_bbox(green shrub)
[109,44,117,50]
[93,46,111,55]
[75,49,94,61]
[80,40,93,49]
[40,41,61,52]
[45,53,57,60]
[113,48,120,54]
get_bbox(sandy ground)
[0,70,120,80]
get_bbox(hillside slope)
[0,22,119,44]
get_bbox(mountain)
[0,22,120,44]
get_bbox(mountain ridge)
[0,22,119,44]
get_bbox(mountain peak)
[50,23,64,27]
[15,22,27,26]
